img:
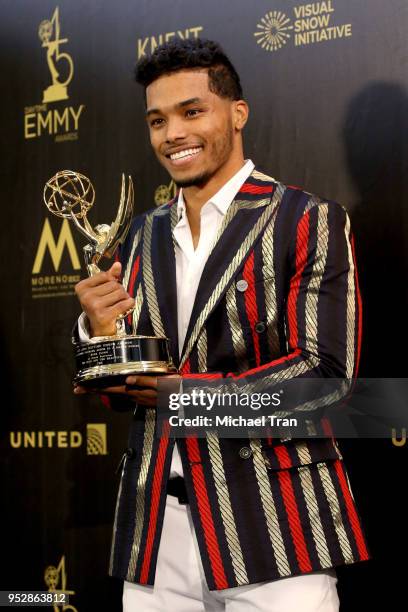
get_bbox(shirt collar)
[176,159,255,221]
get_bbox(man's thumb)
[109,261,122,279]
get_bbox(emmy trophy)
[43,170,175,387]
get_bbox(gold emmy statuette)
[43,170,175,387]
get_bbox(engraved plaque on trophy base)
[74,335,176,388]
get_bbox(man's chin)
[173,170,213,189]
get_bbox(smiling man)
[74,39,369,611]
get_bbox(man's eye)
[186,109,201,117]
[150,118,164,127]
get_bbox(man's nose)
[165,116,188,142]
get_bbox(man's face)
[145,69,237,188]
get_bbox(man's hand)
[75,261,135,337]
[74,374,182,408]
[111,375,158,406]
[74,375,158,406]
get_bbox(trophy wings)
[94,174,134,259]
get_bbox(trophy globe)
[44,171,95,220]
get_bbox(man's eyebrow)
[145,97,204,117]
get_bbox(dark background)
[0,1,407,609]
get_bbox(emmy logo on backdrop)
[154,179,177,207]
[43,170,175,387]
[39,7,74,103]
[44,555,77,612]
[24,6,85,141]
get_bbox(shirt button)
[236,279,248,292]
[239,446,252,459]
[255,321,266,333]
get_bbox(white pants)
[123,493,339,612]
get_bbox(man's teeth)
[170,147,201,160]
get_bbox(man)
[74,39,369,611]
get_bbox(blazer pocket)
[252,265,276,284]
[260,437,342,471]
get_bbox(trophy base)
[75,361,175,388]
[73,335,176,388]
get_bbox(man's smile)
[165,146,203,166]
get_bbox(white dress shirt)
[79,159,255,478]
[170,159,254,476]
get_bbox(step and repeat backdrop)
[1,0,407,609]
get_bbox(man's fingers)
[125,389,157,398]
[100,385,128,394]
[88,280,123,298]
[126,375,158,389]
[125,389,157,406]
[75,262,122,292]
[101,387,157,408]
[92,288,132,309]
[76,269,119,291]
[74,383,128,394]
[108,298,135,319]
[73,381,158,408]
[73,385,88,394]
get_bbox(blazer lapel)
[140,200,180,367]
[179,170,285,370]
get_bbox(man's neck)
[182,155,246,213]
[182,155,246,250]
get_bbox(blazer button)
[255,321,266,333]
[239,446,252,459]
[126,447,135,459]
[236,279,248,292]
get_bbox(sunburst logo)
[254,11,293,52]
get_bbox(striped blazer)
[107,167,370,590]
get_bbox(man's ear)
[232,100,249,131]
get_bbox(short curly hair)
[135,38,243,101]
